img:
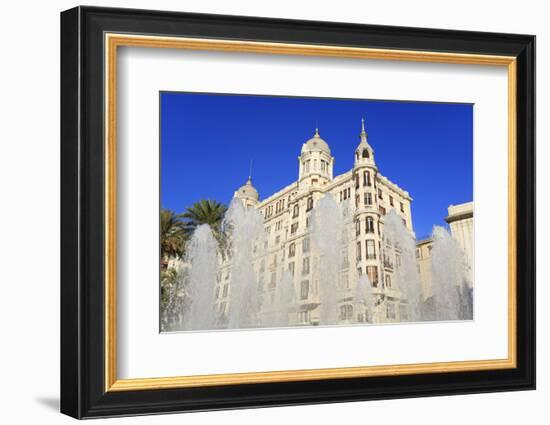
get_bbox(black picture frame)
[61,5,535,419]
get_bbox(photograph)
[159,92,474,332]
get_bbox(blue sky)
[161,92,473,239]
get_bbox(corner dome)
[301,128,331,155]
[236,177,259,201]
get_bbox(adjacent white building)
[416,201,474,301]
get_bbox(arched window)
[293,204,299,218]
[362,148,370,158]
[364,171,371,186]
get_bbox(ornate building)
[216,120,415,326]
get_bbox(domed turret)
[301,128,332,155]
[234,176,259,208]
[298,127,334,185]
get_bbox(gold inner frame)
[104,33,517,392]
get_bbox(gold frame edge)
[104,33,518,392]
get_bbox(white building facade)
[216,120,415,326]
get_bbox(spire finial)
[315,120,319,136]
[361,117,365,133]
[248,159,253,182]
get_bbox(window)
[260,259,265,272]
[347,188,351,198]
[300,280,309,300]
[355,174,360,189]
[342,273,350,289]
[367,266,379,287]
[302,237,310,253]
[362,148,370,159]
[272,254,278,267]
[396,254,401,267]
[379,206,386,215]
[321,160,326,171]
[293,204,299,218]
[400,202,404,213]
[275,235,280,245]
[302,257,310,275]
[288,262,295,276]
[340,304,353,320]
[386,302,396,319]
[306,197,313,211]
[378,189,383,200]
[366,240,376,259]
[223,284,229,297]
[389,195,394,207]
[364,192,373,205]
[356,241,362,261]
[385,274,392,288]
[305,216,310,229]
[291,222,298,234]
[355,219,361,236]
[313,159,317,170]
[298,310,310,324]
[215,286,220,299]
[402,219,407,228]
[399,304,408,321]
[355,194,360,208]
[366,216,375,233]
[269,272,277,289]
[257,275,264,291]
[357,266,363,276]
[289,243,296,257]
[363,171,371,186]
[342,251,349,268]
[416,248,421,259]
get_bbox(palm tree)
[181,199,227,235]
[160,208,187,269]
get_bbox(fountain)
[183,224,218,330]
[383,210,423,322]
[167,194,472,332]
[430,226,472,321]
[223,199,266,329]
[354,274,375,323]
[272,270,296,327]
[311,194,344,325]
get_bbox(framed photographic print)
[60,6,535,419]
